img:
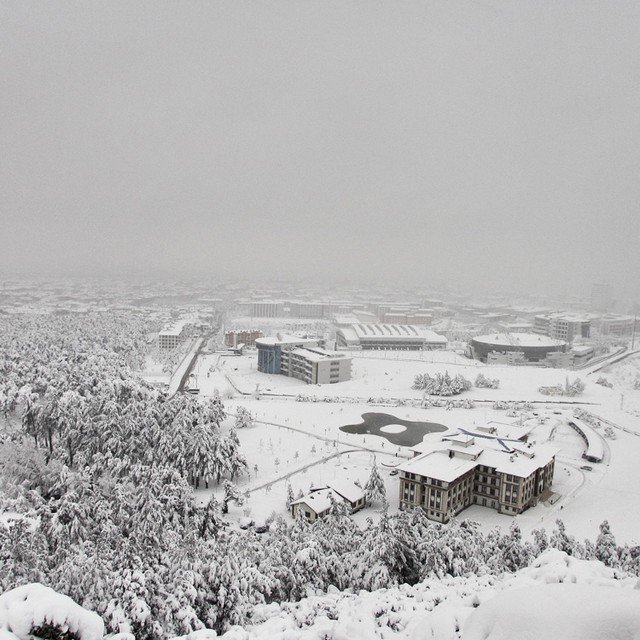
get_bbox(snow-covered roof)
[290,347,350,363]
[327,479,364,504]
[290,488,340,514]
[536,311,597,323]
[399,450,478,482]
[255,335,320,348]
[402,428,559,480]
[571,345,595,355]
[568,418,604,462]
[338,324,447,344]
[472,333,566,348]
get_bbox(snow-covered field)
[194,349,640,542]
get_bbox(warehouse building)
[335,324,447,350]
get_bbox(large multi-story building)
[533,312,592,342]
[256,335,351,384]
[335,324,447,350]
[397,429,558,522]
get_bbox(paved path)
[227,409,404,458]
[243,448,368,495]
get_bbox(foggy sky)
[2,1,639,298]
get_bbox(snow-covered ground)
[206,348,620,406]
[189,347,640,542]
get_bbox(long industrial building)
[336,324,447,350]
[256,335,351,384]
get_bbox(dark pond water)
[339,412,447,447]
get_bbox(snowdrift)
[0,583,104,640]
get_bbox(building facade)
[533,313,592,342]
[256,336,351,384]
[336,323,447,350]
[397,431,557,522]
[249,301,285,318]
[596,314,635,336]
[224,329,263,347]
[158,325,185,349]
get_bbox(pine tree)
[595,520,619,567]
[222,480,244,514]
[286,482,295,508]
[364,459,387,507]
[234,406,253,429]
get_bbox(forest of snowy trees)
[1,313,639,639]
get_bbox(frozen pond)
[339,412,447,447]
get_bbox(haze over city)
[2,1,639,298]
[4,3,640,639]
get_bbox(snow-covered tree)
[234,406,253,429]
[475,373,500,389]
[595,520,619,567]
[364,460,387,507]
[221,480,244,514]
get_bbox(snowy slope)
[217,550,640,640]
[1,551,638,640]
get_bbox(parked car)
[389,469,399,476]
[239,517,254,530]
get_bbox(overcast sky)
[1,1,639,298]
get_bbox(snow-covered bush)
[412,371,472,396]
[475,373,500,389]
[234,406,254,429]
[595,376,613,388]
[539,377,585,397]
